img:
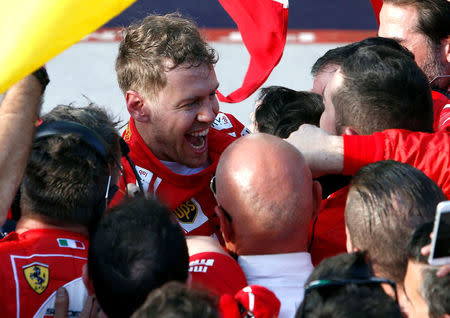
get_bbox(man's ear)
[443,36,450,63]
[342,126,359,136]
[215,205,234,244]
[82,263,96,296]
[311,180,322,220]
[125,90,150,123]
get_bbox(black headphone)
[10,120,145,230]
[34,121,110,162]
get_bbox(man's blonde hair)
[115,13,218,99]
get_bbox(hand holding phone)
[428,201,450,266]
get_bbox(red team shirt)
[0,229,88,318]
[116,112,249,237]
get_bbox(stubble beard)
[421,40,447,91]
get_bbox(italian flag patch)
[57,238,85,250]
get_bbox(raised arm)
[0,71,44,225]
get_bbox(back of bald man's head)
[216,133,320,252]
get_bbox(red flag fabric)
[217,0,289,103]
[370,0,382,25]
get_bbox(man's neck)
[15,214,88,237]
[238,236,308,255]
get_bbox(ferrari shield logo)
[23,262,49,294]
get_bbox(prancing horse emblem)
[23,262,49,294]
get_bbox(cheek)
[212,98,220,115]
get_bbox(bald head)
[215,134,321,255]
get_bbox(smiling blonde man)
[114,13,249,238]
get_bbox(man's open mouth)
[185,128,209,151]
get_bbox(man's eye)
[183,101,197,108]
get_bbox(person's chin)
[184,152,209,168]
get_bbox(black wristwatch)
[32,67,50,93]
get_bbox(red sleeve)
[343,129,450,198]
[342,133,385,175]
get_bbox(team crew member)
[378,0,450,130]
[0,105,121,318]
[214,134,321,318]
[114,13,248,237]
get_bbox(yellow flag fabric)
[0,0,136,93]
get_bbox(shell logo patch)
[122,124,132,142]
[173,200,198,224]
[23,262,49,294]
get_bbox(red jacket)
[0,229,88,318]
[309,186,349,266]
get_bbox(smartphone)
[428,201,450,266]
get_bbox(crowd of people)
[0,0,449,317]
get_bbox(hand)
[420,234,450,277]
[285,124,344,177]
[54,287,100,318]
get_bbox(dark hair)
[311,37,414,76]
[333,45,433,134]
[407,221,434,263]
[20,104,120,227]
[88,197,189,318]
[131,281,219,318]
[345,160,445,283]
[116,12,218,98]
[383,0,450,45]
[254,86,323,138]
[297,252,402,318]
[309,252,375,281]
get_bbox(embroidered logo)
[23,262,49,294]
[189,259,215,273]
[122,125,132,142]
[172,198,208,233]
[174,200,198,224]
[135,165,162,194]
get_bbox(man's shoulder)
[0,229,88,256]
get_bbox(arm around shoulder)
[286,124,344,177]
